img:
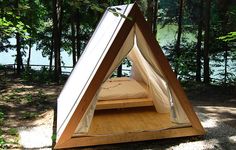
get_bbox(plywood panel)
[74,107,190,136]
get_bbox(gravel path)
[18,106,236,149]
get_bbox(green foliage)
[218,32,236,42]
[0,111,6,148]
[0,6,30,39]
[0,136,6,149]
[0,111,4,126]
[20,112,38,119]
[8,128,18,136]
[25,94,33,103]
[51,134,57,142]
[163,40,197,81]
[21,67,54,83]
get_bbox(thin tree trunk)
[16,33,21,74]
[153,0,158,36]
[203,0,211,84]
[196,0,203,82]
[217,0,229,84]
[76,9,81,60]
[27,38,32,68]
[224,50,228,83]
[117,65,122,77]
[53,0,62,83]
[15,0,23,75]
[49,37,53,72]
[71,16,76,67]
[27,0,33,70]
[147,0,154,30]
[175,0,184,75]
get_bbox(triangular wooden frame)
[54,3,205,149]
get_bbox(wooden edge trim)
[54,126,204,149]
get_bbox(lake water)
[0,25,235,81]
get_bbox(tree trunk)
[196,0,203,82]
[71,16,76,67]
[203,0,211,84]
[53,0,62,83]
[117,65,122,77]
[49,36,53,72]
[76,9,81,60]
[174,0,184,75]
[16,33,23,74]
[224,50,228,83]
[217,0,229,84]
[15,0,23,75]
[27,38,32,69]
[153,0,158,36]
[147,0,154,30]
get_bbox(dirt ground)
[0,72,235,149]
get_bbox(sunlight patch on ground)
[168,139,219,150]
[18,124,52,149]
[201,118,218,128]
[228,135,236,143]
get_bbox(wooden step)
[96,98,153,110]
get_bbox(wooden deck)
[74,106,190,136]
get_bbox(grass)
[0,111,4,126]
[20,112,38,119]
[0,137,6,149]
[0,112,6,148]
[51,134,56,143]
[8,128,18,136]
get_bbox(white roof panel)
[56,4,134,139]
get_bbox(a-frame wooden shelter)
[54,3,205,149]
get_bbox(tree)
[71,12,76,66]
[195,0,204,82]
[217,0,230,84]
[52,0,63,83]
[153,0,158,36]
[15,0,24,75]
[203,0,211,84]
[76,9,81,60]
[174,0,184,75]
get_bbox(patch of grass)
[24,94,33,103]
[37,89,47,99]
[21,67,55,83]
[8,128,18,136]
[13,88,26,93]
[0,136,6,149]
[20,112,38,119]
[51,134,56,142]
[0,111,4,126]
[3,91,21,102]
[0,129,3,136]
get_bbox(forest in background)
[0,0,236,85]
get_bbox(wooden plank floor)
[74,106,190,136]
